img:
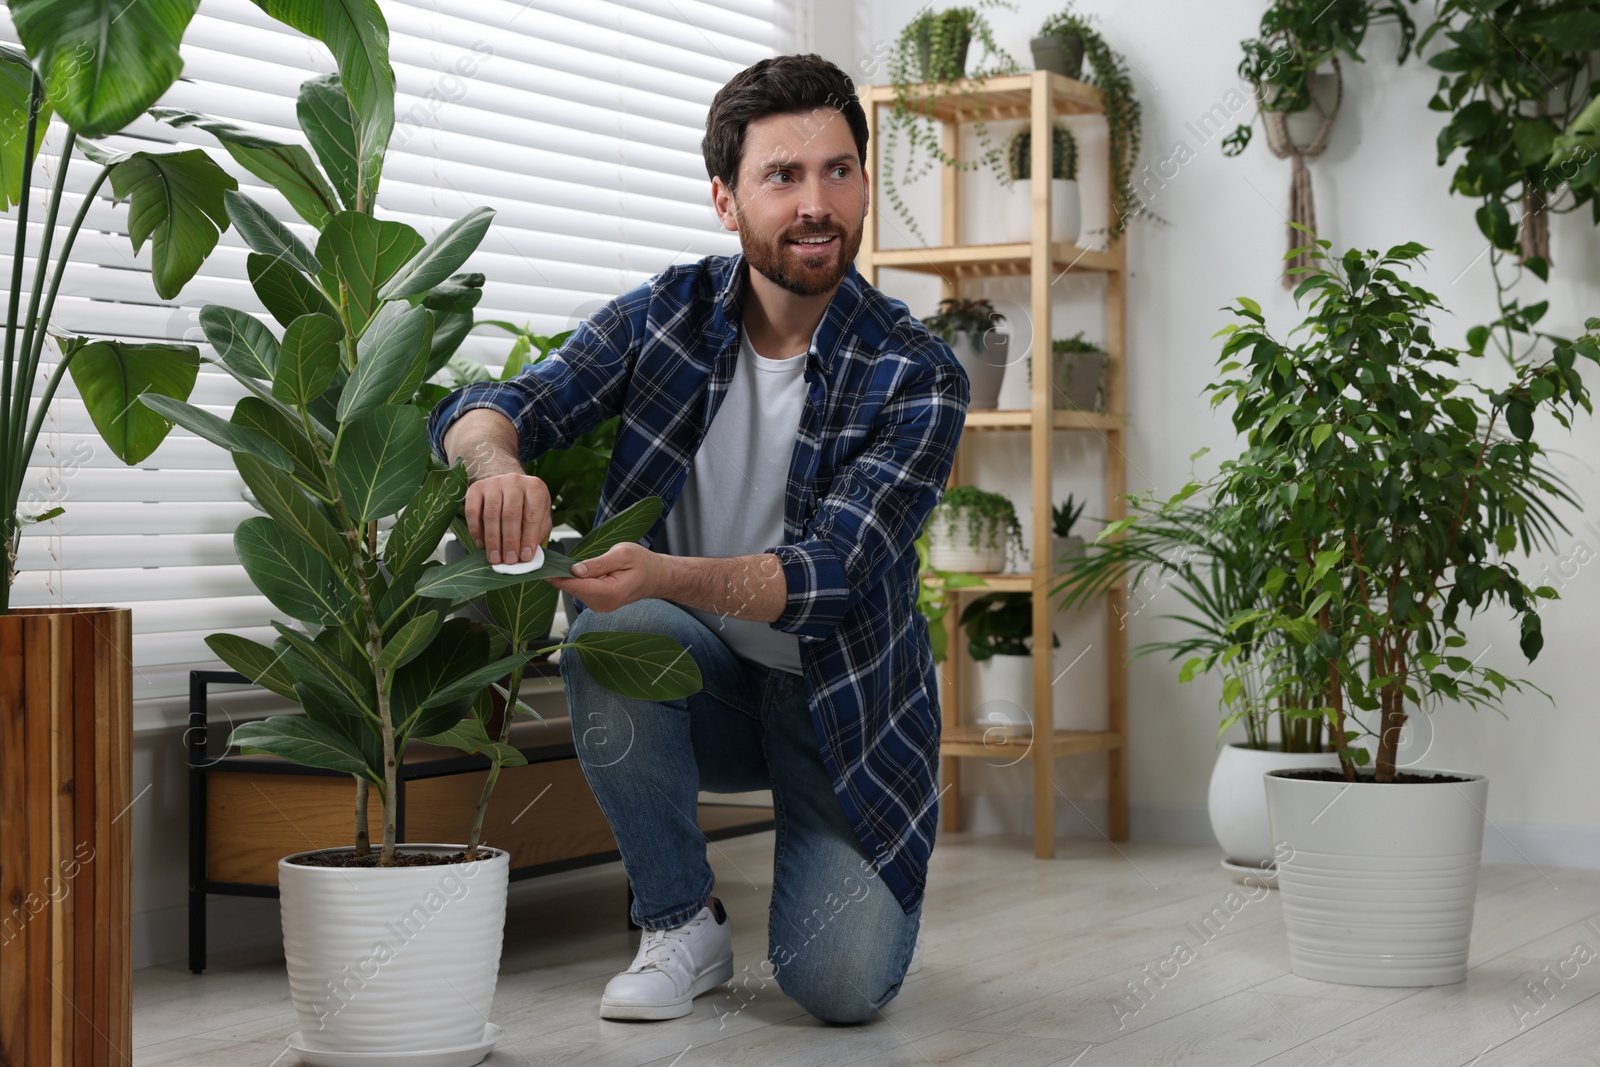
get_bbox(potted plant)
[959,591,1060,727]
[926,484,1023,573]
[922,297,1009,408]
[1208,236,1596,984]
[880,2,1020,245]
[1053,490,1342,880]
[1053,332,1108,411]
[1032,6,1146,235]
[914,523,988,667]
[1002,122,1081,245]
[136,12,704,1058]
[0,6,238,1058]
[1031,9,1087,79]
[1050,493,1086,566]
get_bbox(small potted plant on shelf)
[960,591,1060,727]
[927,484,1024,574]
[137,16,704,1061]
[922,297,1009,408]
[880,2,1021,246]
[1053,332,1108,411]
[914,522,988,666]
[1031,8,1088,79]
[1003,122,1081,245]
[1050,494,1086,566]
[1209,236,1595,984]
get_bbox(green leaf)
[386,463,468,575]
[340,301,430,421]
[64,338,199,464]
[233,396,327,490]
[1236,296,1261,316]
[316,211,425,334]
[1511,120,1557,168]
[204,633,298,701]
[200,305,279,380]
[273,623,373,714]
[0,45,52,213]
[486,578,559,647]
[257,2,393,200]
[272,314,345,409]
[140,393,295,471]
[148,106,339,227]
[109,149,237,299]
[378,207,496,301]
[570,497,666,562]
[295,73,363,211]
[1520,10,1600,51]
[568,631,703,700]
[1505,397,1534,441]
[224,189,320,275]
[248,251,339,328]
[390,617,487,734]
[9,0,199,139]
[378,611,440,673]
[234,451,347,566]
[332,404,430,521]
[417,718,527,767]
[1310,423,1333,451]
[234,516,357,625]
[414,547,575,601]
[229,715,373,778]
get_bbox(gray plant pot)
[916,27,971,82]
[1030,33,1085,80]
[953,330,1008,409]
[1062,350,1107,411]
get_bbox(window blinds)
[1,0,797,727]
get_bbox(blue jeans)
[561,598,922,1025]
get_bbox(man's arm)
[549,545,786,622]
[441,409,552,565]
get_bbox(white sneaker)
[600,897,734,1020]
[907,931,925,975]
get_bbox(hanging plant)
[932,484,1025,557]
[1004,122,1078,182]
[880,2,1021,246]
[1033,5,1146,234]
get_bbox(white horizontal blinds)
[1,0,793,716]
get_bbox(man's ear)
[711,176,740,234]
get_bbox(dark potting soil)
[288,849,484,868]
[1273,769,1475,785]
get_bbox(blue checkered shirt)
[427,253,969,914]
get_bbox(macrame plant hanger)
[1263,56,1342,289]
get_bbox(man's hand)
[548,543,668,612]
[443,408,554,565]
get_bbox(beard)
[733,197,864,297]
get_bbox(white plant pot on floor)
[1005,178,1081,245]
[1265,770,1488,987]
[280,843,510,1064]
[1208,743,1342,876]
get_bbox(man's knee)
[774,955,900,1025]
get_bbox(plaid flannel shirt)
[427,253,969,914]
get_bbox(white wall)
[838,0,1600,864]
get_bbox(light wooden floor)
[134,831,1600,1066]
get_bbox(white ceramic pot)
[928,506,1007,573]
[1208,743,1342,870]
[280,843,510,1056]
[1265,769,1488,987]
[1005,178,1081,245]
[1049,534,1084,569]
[972,652,1033,726]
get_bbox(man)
[428,53,968,1026]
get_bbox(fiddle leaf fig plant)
[138,4,702,865]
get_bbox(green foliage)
[932,484,1024,558]
[881,1,1021,245]
[1051,494,1085,538]
[959,591,1059,661]
[1004,122,1077,182]
[921,297,1003,344]
[913,525,988,665]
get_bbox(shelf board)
[920,571,1033,592]
[939,726,1123,760]
[861,71,1105,122]
[964,409,1123,432]
[868,241,1117,278]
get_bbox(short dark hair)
[702,53,868,193]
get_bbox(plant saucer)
[1220,857,1277,889]
[285,1023,502,1067]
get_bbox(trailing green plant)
[1052,331,1104,357]
[1004,123,1077,182]
[1051,494,1085,538]
[959,591,1060,661]
[921,297,1003,346]
[1204,237,1596,781]
[0,3,241,613]
[135,3,702,865]
[1419,0,1600,373]
[1036,5,1145,233]
[931,484,1024,559]
[914,523,987,665]
[881,2,1021,245]
[1222,0,1419,156]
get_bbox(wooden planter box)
[0,607,133,1067]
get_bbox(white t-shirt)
[657,324,807,673]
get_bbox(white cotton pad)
[490,544,545,575]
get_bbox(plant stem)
[1,75,44,611]
[466,665,526,859]
[354,777,371,857]
[16,131,74,448]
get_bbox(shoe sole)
[599,956,735,1021]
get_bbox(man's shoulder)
[843,275,961,376]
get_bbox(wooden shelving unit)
[860,71,1129,857]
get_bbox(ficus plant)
[1204,235,1597,782]
[131,1,703,865]
[1,1,236,612]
